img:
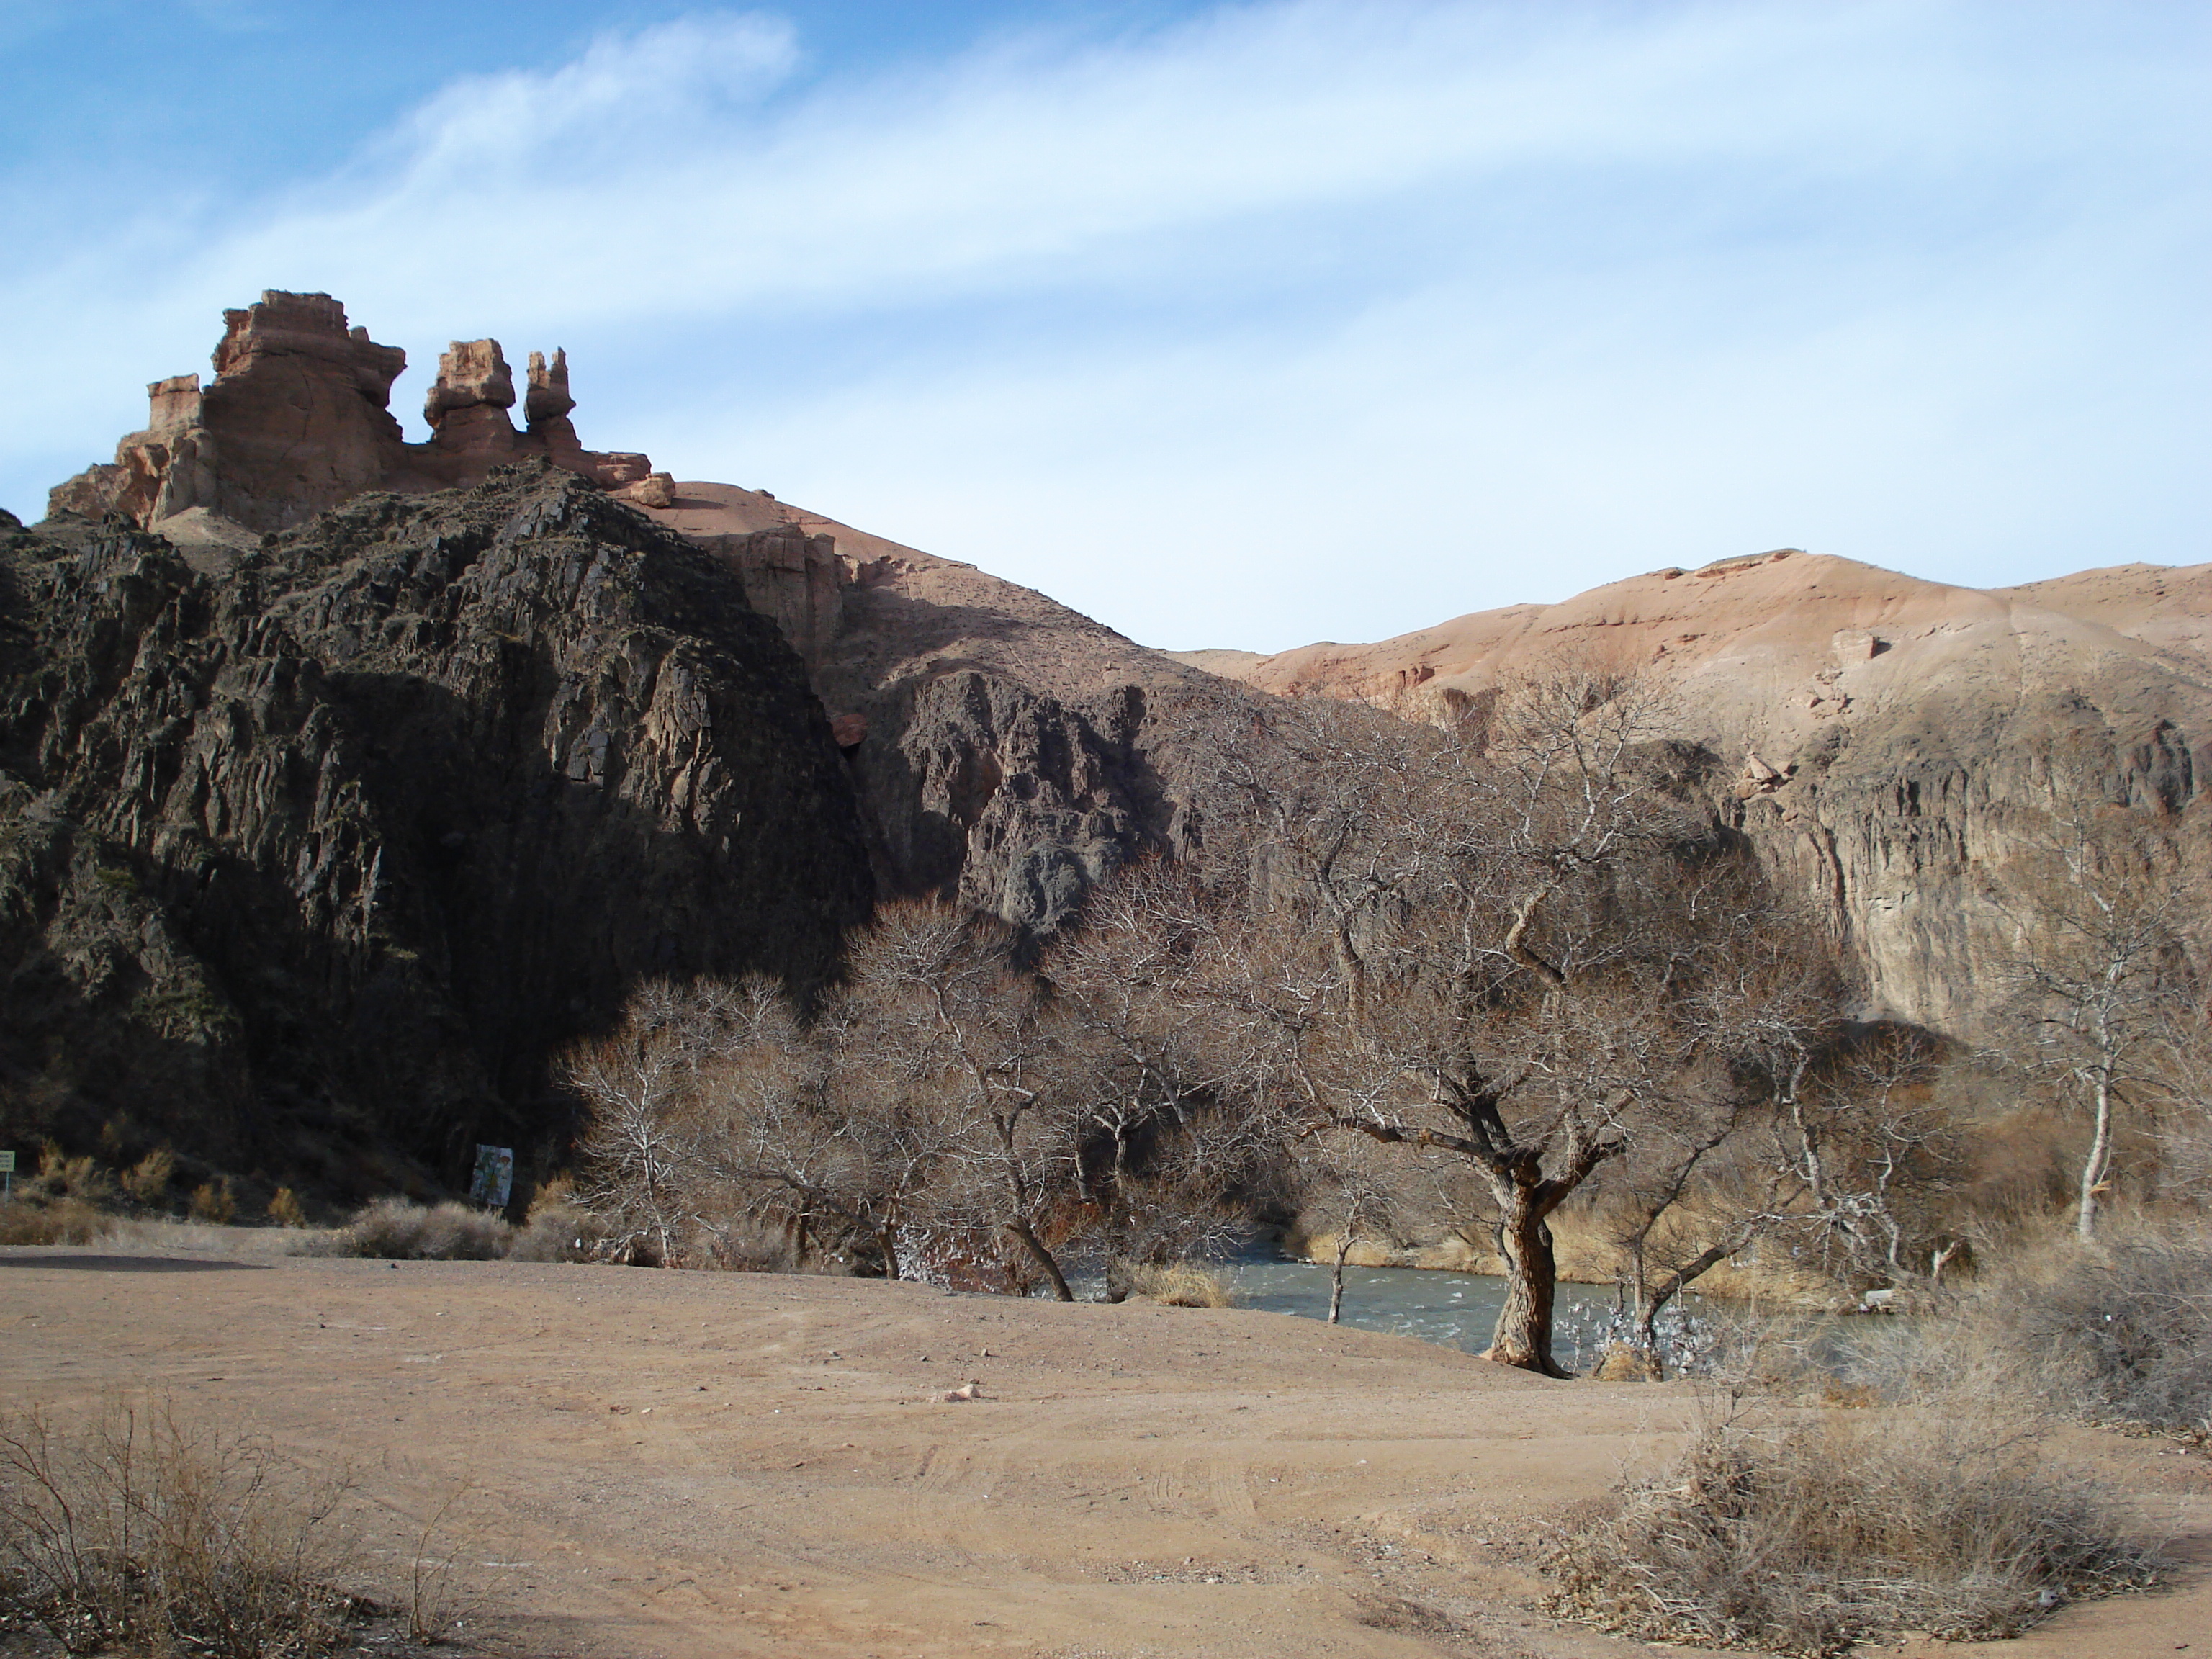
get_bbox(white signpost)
[0,1149,13,1200]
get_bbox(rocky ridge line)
[1,462,872,1190]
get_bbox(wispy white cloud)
[4,1,2204,649]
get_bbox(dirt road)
[2,1241,2203,1658]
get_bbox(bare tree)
[1992,806,2200,1239]
[1040,863,1284,1272]
[1200,666,1781,1375]
[843,902,1089,1298]
[1287,1128,1414,1325]
[1759,1026,1969,1293]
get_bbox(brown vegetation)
[1544,1406,2159,1655]
[316,1197,513,1262]
[0,1397,360,1658]
[0,1200,112,1247]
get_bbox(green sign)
[0,1151,14,1173]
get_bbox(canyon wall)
[3,462,872,1191]
[48,291,2212,1060]
[1186,551,2212,1036]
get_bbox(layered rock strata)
[50,291,673,536]
[2,463,873,1189]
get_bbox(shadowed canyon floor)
[4,1241,2208,1658]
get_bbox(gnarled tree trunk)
[1485,1193,1570,1377]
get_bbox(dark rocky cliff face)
[0,462,873,1192]
[650,487,1268,940]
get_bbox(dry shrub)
[121,1148,174,1206]
[1544,1408,2159,1655]
[1963,1228,2212,1434]
[0,1198,113,1246]
[0,1396,360,1657]
[323,1197,512,1262]
[189,1178,235,1225]
[266,1187,307,1229]
[1838,1225,2212,1437]
[1120,1261,1234,1308]
[30,1143,111,1204]
[505,1181,614,1264]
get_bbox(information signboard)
[468,1145,513,1210]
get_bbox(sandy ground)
[2,1233,2206,1659]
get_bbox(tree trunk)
[1627,1240,1735,1371]
[1329,1238,1351,1324]
[2077,1070,2115,1241]
[1485,1195,1570,1377]
[1004,1219,1075,1302]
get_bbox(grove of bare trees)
[561,665,2209,1378]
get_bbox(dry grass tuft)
[317,1197,513,1262]
[1121,1262,1235,1308]
[0,1397,361,1658]
[0,1198,113,1247]
[1543,1408,2160,1656]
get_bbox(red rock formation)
[49,292,662,534]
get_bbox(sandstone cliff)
[2,463,872,1192]
[53,291,2212,1052]
[1180,552,2212,1035]
[49,291,671,536]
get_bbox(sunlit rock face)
[1192,552,2212,1037]
[49,291,662,536]
[45,293,1274,952]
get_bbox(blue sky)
[1,1,2204,651]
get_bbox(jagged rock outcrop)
[1182,552,2212,1037]
[48,292,1269,951]
[2,462,873,1191]
[642,482,1258,935]
[50,291,661,537]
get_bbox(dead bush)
[1838,1225,2212,1437]
[0,1396,361,1657]
[0,1198,113,1247]
[1117,1261,1235,1308]
[1964,1229,2212,1434]
[28,1143,111,1205]
[505,1186,615,1264]
[320,1198,513,1262]
[266,1187,307,1229]
[1543,1408,2159,1655]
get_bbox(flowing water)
[1217,1255,1851,1376]
[1219,1258,1635,1370]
